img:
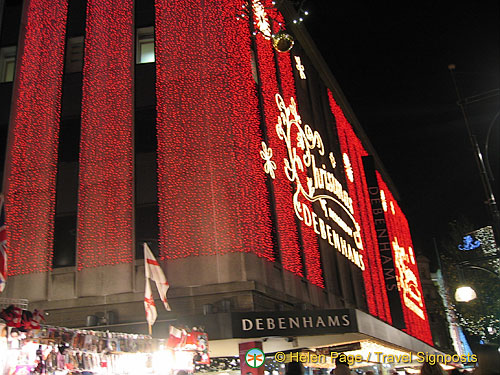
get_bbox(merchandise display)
[0,322,209,375]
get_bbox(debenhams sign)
[231,309,356,338]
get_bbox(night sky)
[302,1,500,263]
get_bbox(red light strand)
[328,90,391,322]
[155,0,274,260]
[6,0,68,275]
[77,0,134,269]
[251,0,303,276]
[270,8,323,287]
[377,173,433,345]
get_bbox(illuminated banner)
[362,156,405,329]
[260,95,365,270]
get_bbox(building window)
[135,203,159,258]
[53,214,77,268]
[65,36,84,73]
[0,46,16,83]
[137,26,154,64]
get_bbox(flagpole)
[143,242,156,336]
[144,242,170,336]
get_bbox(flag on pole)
[144,277,157,327]
[144,243,171,327]
[0,194,7,292]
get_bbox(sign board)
[231,309,356,338]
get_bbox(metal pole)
[448,65,500,250]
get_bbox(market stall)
[0,310,210,375]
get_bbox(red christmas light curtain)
[226,1,274,261]
[6,0,68,275]
[252,0,303,275]
[376,174,433,345]
[155,0,273,259]
[328,90,391,322]
[77,0,134,269]
[270,6,323,287]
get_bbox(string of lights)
[271,7,323,287]
[450,304,500,340]
[225,1,275,261]
[328,90,391,322]
[77,0,134,269]
[155,0,274,260]
[253,0,303,276]
[6,0,68,275]
[377,174,433,345]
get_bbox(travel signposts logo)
[245,348,265,368]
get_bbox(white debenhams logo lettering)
[241,315,350,331]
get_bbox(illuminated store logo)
[294,56,306,79]
[392,237,425,319]
[458,235,481,251]
[252,0,272,39]
[261,94,365,270]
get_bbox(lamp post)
[454,256,500,303]
[448,64,500,249]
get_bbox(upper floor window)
[0,46,16,83]
[65,36,84,73]
[137,27,154,64]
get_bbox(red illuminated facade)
[0,0,434,353]
[377,175,433,344]
[328,91,392,323]
[252,1,303,275]
[271,6,324,288]
[5,0,68,275]
[329,90,432,344]
[78,0,134,269]
[154,1,274,261]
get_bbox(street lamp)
[454,258,500,303]
[455,286,477,303]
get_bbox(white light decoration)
[252,0,272,39]
[392,237,425,319]
[390,200,395,215]
[294,56,306,79]
[408,246,415,264]
[273,94,365,270]
[329,152,336,168]
[343,153,354,182]
[455,286,477,302]
[380,189,388,212]
[260,141,277,179]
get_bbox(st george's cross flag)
[0,194,7,292]
[144,276,157,327]
[144,243,170,327]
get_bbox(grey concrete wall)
[5,249,348,329]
